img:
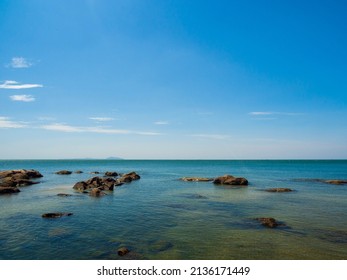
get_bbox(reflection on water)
[0,160,347,259]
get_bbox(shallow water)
[0,160,346,259]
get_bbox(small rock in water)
[117,247,130,256]
[0,186,20,194]
[213,175,248,186]
[89,188,106,197]
[255,217,283,228]
[105,171,118,177]
[57,193,73,197]
[74,170,83,174]
[265,188,294,192]
[55,170,72,175]
[181,177,213,182]
[42,212,73,218]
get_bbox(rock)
[42,212,73,218]
[73,181,88,191]
[265,188,294,192]
[0,169,43,179]
[90,171,100,174]
[0,169,43,191]
[181,177,213,182]
[119,172,140,183]
[89,188,106,197]
[74,170,83,174]
[324,180,347,185]
[57,193,73,197]
[117,247,130,256]
[213,175,248,186]
[55,170,72,175]
[73,176,119,192]
[105,171,118,177]
[255,217,283,228]
[0,186,20,194]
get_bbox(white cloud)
[249,112,274,116]
[10,95,35,102]
[0,80,43,89]
[40,123,161,135]
[89,117,115,122]
[0,117,27,128]
[8,57,32,68]
[154,121,169,125]
[249,111,304,116]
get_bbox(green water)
[0,160,346,259]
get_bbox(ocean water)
[0,160,346,260]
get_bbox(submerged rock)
[265,188,294,192]
[57,193,73,197]
[213,175,248,186]
[0,186,20,194]
[42,212,73,218]
[89,188,106,197]
[293,178,347,185]
[324,180,347,185]
[55,170,72,175]
[117,247,130,256]
[180,177,213,182]
[255,217,284,228]
[74,170,83,174]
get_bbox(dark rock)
[89,188,106,197]
[293,178,347,185]
[119,172,140,183]
[90,171,100,174]
[0,169,43,179]
[42,212,73,218]
[255,217,283,228]
[117,247,130,256]
[73,181,88,191]
[57,193,73,197]
[324,180,347,185]
[181,177,213,182]
[105,171,118,177]
[265,188,294,192]
[0,169,42,190]
[213,174,248,186]
[55,170,72,175]
[0,186,20,194]
[74,170,83,174]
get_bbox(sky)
[0,0,346,159]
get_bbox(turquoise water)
[0,160,346,260]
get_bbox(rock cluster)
[0,169,43,195]
[73,171,141,197]
[213,174,248,186]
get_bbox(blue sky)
[0,0,346,159]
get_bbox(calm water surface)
[0,160,346,259]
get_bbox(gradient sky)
[0,0,346,159]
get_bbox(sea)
[0,160,346,260]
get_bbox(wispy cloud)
[89,117,115,122]
[7,57,32,68]
[154,121,169,125]
[190,134,231,140]
[0,80,43,90]
[40,123,162,135]
[249,111,305,116]
[10,95,35,102]
[0,117,27,128]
